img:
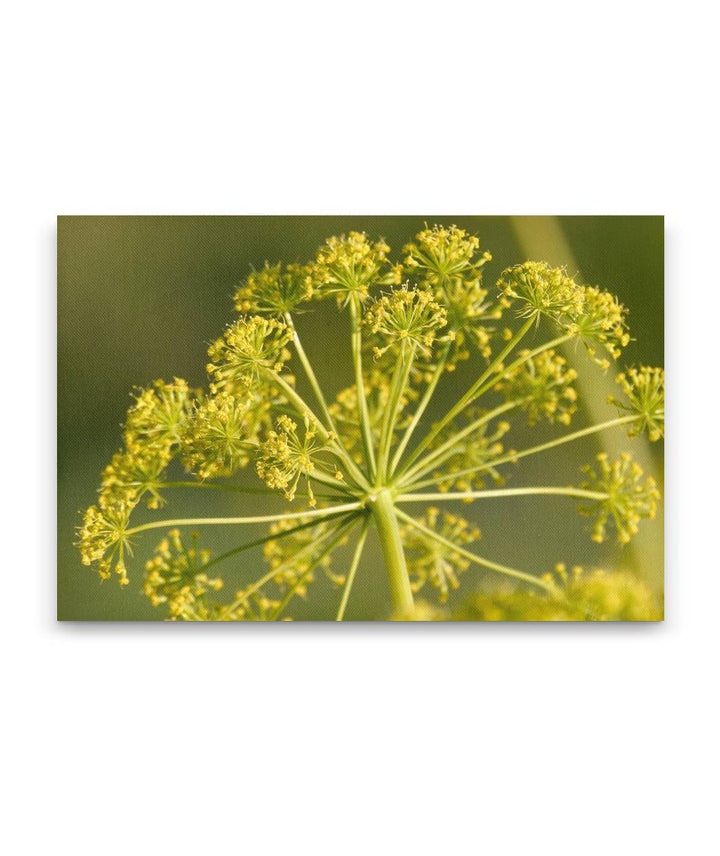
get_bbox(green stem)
[285,312,370,491]
[349,294,377,479]
[200,508,358,575]
[285,312,338,434]
[395,317,535,479]
[470,332,573,404]
[268,368,371,493]
[126,501,364,536]
[396,400,519,488]
[395,508,554,592]
[269,517,360,620]
[377,342,416,482]
[389,341,450,476]
[396,487,609,503]
[404,415,637,492]
[336,520,370,621]
[370,489,414,616]
[225,513,359,613]
[157,480,342,501]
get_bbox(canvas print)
[58,216,664,621]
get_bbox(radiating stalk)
[395,508,554,592]
[125,501,364,536]
[335,520,370,621]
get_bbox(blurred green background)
[58,216,663,620]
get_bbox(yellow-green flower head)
[256,414,338,506]
[567,284,630,366]
[608,365,664,442]
[403,224,491,287]
[453,566,662,621]
[143,529,262,620]
[234,262,314,315]
[400,507,481,602]
[432,411,511,493]
[579,452,661,544]
[143,528,220,608]
[206,315,293,393]
[183,391,266,479]
[124,378,194,454]
[439,277,504,366]
[99,446,169,510]
[402,226,501,366]
[77,501,133,585]
[495,349,578,426]
[498,262,586,326]
[364,284,450,359]
[312,232,400,304]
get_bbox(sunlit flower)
[312,232,400,304]
[183,392,266,479]
[207,315,293,393]
[608,365,664,441]
[77,501,133,585]
[234,262,314,315]
[256,414,340,506]
[364,284,450,359]
[579,452,660,544]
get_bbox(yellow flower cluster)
[363,284,451,359]
[495,349,578,426]
[452,566,662,621]
[609,365,664,441]
[183,391,267,479]
[143,529,279,620]
[207,315,293,394]
[499,262,630,366]
[400,507,481,601]
[234,262,313,315]
[403,224,492,287]
[312,231,400,304]
[579,452,661,544]
[78,379,196,583]
[77,502,133,585]
[256,414,339,505]
[403,225,501,365]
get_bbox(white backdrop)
[2,2,717,854]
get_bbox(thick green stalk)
[370,489,414,616]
